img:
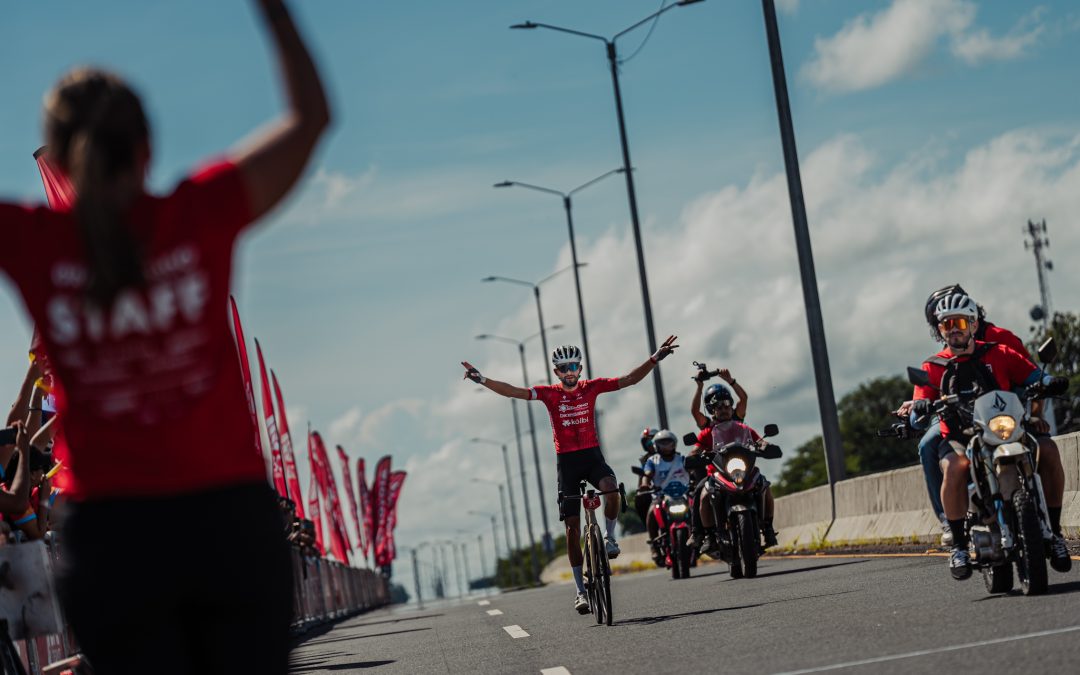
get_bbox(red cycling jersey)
[981,323,1030,359]
[912,341,1037,437]
[531,378,620,454]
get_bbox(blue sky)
[3,1,1080,589]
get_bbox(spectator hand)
[651,335,679,362]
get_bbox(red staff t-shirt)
[530,378,620,454]
[0,161,265,500]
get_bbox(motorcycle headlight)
[668,503,688,515]
[988,415,1016,440]
[725,457,747,475]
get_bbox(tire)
[1014,489,1048,596]
[735,511,759,579]
[675,528,691,579]
[584,526,600,623]
[592,525,613,626]
[728,523,744,579]
[982,563,1014,594]
[670,532,681,580]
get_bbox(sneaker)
[687,529,703,549]
[762,526,778,549]
[573,592,590,615]
[1049,535,1072,573]
[940,520,954,548]
[949,548,972,580]
[700,532,717,555]
[605,536,621,560]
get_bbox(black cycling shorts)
[557,446,615,520]
[937,438,968,461]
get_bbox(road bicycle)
[559,481,626,626]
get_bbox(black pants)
[55,483,294,675]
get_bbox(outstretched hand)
[461,361,484,384]
[652,335,679,362]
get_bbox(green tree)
[1028,311,1080,433]
[773,375,914,496]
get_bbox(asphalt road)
[290,554,1080,674]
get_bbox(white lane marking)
[773,624,1080,674]
[477,600,491,606]
[541,668,572,675]
[486,609,504,616]
[502,625,530,639]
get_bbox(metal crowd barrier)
[11,534,389,674]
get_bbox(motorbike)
[631,469,694,579]
[903,338,1068,596]
[684,424,782,579]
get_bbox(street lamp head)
[677,0,706,5]
[493,181,513,188]
[510,21,538,29]
[475,334,491,340]
[481,276,496,282]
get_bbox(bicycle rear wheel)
[591,524,613,626]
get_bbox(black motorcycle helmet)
[703,384,735,415]
[924,283,987,342]
[640,427,658,452]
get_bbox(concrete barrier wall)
[775,432,1080,548]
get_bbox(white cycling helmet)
[653,429,677,449]
[551,345,582,367]
[934,293,978,321]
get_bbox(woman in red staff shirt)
[0,1,329,672]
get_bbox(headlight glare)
[988,415,1016,440]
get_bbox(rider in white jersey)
[641,430,690,563]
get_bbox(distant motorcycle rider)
[688,372,777,551]
[909,294,1070,579]
[641,429,690,565]
[634,428,659,523]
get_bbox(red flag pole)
[229,297,267,467]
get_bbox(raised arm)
[8,361,41,427]
[0,424,32,514]
[461,362,531,400]
[618,335,679,389]
[690,378,709,430]
[232,0,332,221]
[720,369,749,420]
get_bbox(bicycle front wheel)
[591,524,613,626]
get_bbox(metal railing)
[11,534,388,673]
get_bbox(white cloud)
[803,0,1047,92]
[777,0,800,15]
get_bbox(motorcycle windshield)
[662,482,689,499]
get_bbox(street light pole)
[410,548,423,609]
[511,399,540,583]
[759,0,845,521]
[494,168,623,380]
[511,3,704,429]
[468,440,522,571]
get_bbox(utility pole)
[410,548,423,610]
[1024,218,1056,433]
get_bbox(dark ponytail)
[44,68,149,307]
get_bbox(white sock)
[572,565,585,594]
[606,517,617,539]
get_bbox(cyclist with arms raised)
[462,336,678,614]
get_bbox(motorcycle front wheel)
[1013,489,1048,596]
[674,528,691,579]
[735,511,758,579]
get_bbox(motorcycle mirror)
[759,444,783,460]
[682,432,699,447]
[763,424,779,438]
[1038,337,1057,365]
[907,366,931,387]
[630,465,644,476]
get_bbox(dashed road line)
[486,609,504,616]
[477,600,491,606]
[541,668,572,675]
[502,625,530,639]
[773,624,1080,674]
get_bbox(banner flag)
[271,370,304,518]
[336,445,363,553]
[312,431,351,564]
[255,340,287,498]
[372,456,392,566]
[381,470,407,565]
[33,147,76,210]
[228,297,266,465]
[307,443,324,555]
[356,458,372,558]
